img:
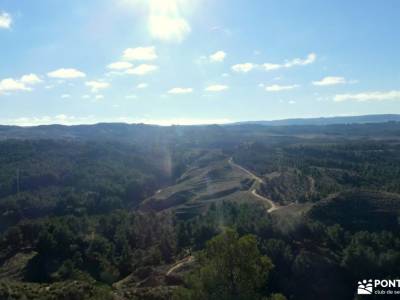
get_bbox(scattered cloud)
[137,83,148,89]
[107,61,133,70]
[205,84,229,92]
[334,90,400,102]
[0,78,30,94]
[61,94,71,99]
[82,95,91,99]
[126,64,158,75]
[288,100,296,104]
[0,12,12,29]
[168,87,193,94]
[312,76,347,86]
[0,74,43,94]
[265,84,299,92]
[85,81,110,93]
[263,53,317,71]
[20,74,42,85]
[47,68,86,79]
[263,63,282,71]
[231,55,314,73]
[210,51,226,62]
[122,46,158,61]
[105,71,127,78]
[125,94,138,99]
[95,94,105,100]
[231,63,256,73]
[286,53,316,67]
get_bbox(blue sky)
[0,0,399,125]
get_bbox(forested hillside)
[0,122,399,299]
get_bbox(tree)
[181,229,274,300]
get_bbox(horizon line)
[1,113,400,128]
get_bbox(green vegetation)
[174,229,276,300]
[0,122,399,299]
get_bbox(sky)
[0,0,400,126]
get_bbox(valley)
[0,121,399,299]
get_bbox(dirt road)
[228,158,281,213]
[166,256,194,276]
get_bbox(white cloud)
[122,47,157,61]
[47,68,86,79]
[82,95,91,99]
[313,76,347,86]
[85,81,110,93]
[263,63,282,71]
[334,90,400,102]
[137,83,149,89]
[205,84,229,92]
[126,64,158,75]
[288,100,296,104]
[107,61,133,70]
[61,94,71,99]
[0,78,30,93]
[265,84,299,92]
[0,12,12,29]
[231,63,256,73]
[125,94,138,99]
[0,73,43,94]
[20,74,42,85]
[231,54,314,74]
[168,87,193,94]
[263,53,317,71]
[210,51,226,62]
[105,71,127,78]
[285,53,316,67]
[95,94,105,100]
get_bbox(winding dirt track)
[166,256,194,276]
[228,158,280,213]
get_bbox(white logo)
[358,279,373,295]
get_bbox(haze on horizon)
[1,0,400,126]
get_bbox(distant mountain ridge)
[1,114,400,141]
[232,114,400,126]
[1,115,399,130]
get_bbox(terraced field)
[140,153,272,219]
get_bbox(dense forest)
[0,122,399,299]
